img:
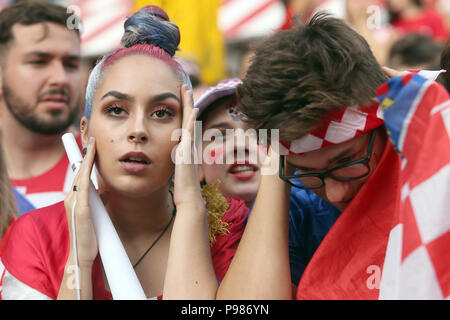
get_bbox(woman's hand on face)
[64,137,98,266]
[173,85,203,209]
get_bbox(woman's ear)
[80,117,89,151]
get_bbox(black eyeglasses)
[279,130,376,190]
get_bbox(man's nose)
[324,177,351,203]
[48,61,69,86]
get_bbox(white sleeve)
[0,259,52,300]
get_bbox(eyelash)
[151,106,174,119]
[30,60,46,66]
[103,104,175,119]
[104,104,126,116]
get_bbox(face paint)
[204,145,225,164]
[226,100,243,122]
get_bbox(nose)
[232,128,258,157]
[127,111,149,144]
[48,61,69,86]
[323,177,351,203]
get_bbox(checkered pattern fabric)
[277,70,445,155]
[378,73,450,299]
[296,72,449,300]
[277,100,384,155]
[195,78,242,119]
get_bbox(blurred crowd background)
[1,0,448,102]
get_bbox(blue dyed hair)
[83,6,192,119]
[121,7,179,56]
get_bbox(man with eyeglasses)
[279,128,380,212]
[217,13,450,300]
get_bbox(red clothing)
[392,10,449,42]
[0,217,15,257]
[0,198,248,300]
[296,73,450,299]
[297,139,400,299]
[211,197,248,281]
[10,134,82,214]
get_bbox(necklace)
[133,190,176,269]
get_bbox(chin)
[107,175,168,198]
[223,185,258,202]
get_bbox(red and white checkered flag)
[296,72,450,300]
[378,73,450,299]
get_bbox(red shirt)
[0,198,248,299]
[10,134,83,214]
[392,10,449,42]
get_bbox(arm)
[57,137,98,300]
[216,148,292,299]
[163,85,218,299]
[57,252,93,300]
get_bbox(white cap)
[194,78,242,119]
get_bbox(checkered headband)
[274,70,445,155]
[275,99,384,155]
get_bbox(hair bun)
[121,5,180,57]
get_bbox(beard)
[2,82,80,135]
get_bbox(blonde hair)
[0,145,17,239]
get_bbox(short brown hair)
[237,13,387,141]
[0,0,79,57]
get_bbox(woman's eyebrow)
[150,92,180,103]
[205,122,234,130]
[101,90,134,102]
[100,91,180,104]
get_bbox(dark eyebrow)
[205,121,234,131]
[63,55,81,61]
[150,92,180,103]
[24,51,52,59]
[286,147,355,172]
[327,147,354,165]
[100,91,181,104]
[286,161,321,172]
[24,51,80,60]
[101,90,134,102]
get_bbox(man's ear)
[80,116,89,150]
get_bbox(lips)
[228,161,258,181]
[119,152,151,173]
[40,94,69,110]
